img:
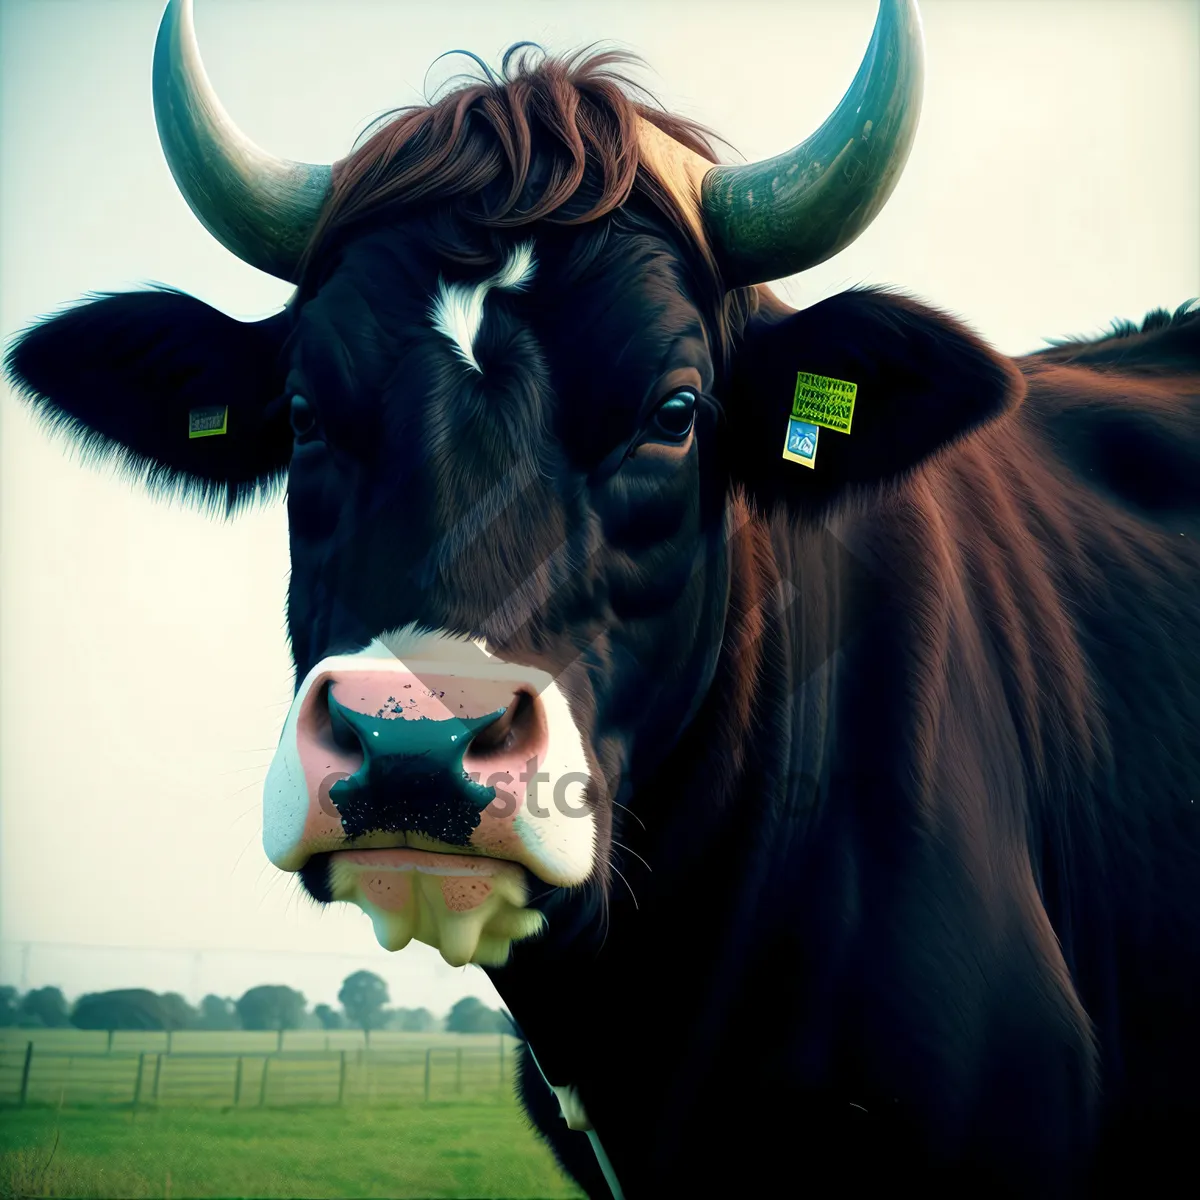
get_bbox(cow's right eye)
[290,394,318,441]
[650,389,697,440]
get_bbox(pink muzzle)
[262,637,597,964]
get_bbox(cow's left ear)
[5,288,293,515]
[722,288,1025,515]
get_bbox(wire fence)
[0,1032,516,1110]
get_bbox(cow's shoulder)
[1014,301,1200,517]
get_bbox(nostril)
[297,679,366,779]
[466,689,543,760]
[327,685,362,754]
[469,694,517,754]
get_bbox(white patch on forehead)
[429,241,537,373]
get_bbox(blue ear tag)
[782,418,820,468]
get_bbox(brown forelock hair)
[298,44,760,372]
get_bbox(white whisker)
[612,839,652,874]
[610,798,645,831]
[610,863,639,912]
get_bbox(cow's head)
[5,0,1022,966]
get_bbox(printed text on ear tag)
[792,371,857,434]
[782,418,820,468]
[188,406,228,438]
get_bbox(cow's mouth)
[299,846,547,967]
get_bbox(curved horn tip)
[152,0,333,282]
[702,0,926,288]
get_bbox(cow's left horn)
[153,0,332,282]
[701,0,925,287]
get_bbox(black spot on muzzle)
[331,753,485,844]
[326,689,503,845]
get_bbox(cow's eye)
[651,389,697,440]
[290,394,318,441]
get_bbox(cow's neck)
[490,466,1126,1193]
[488,499,848,1178]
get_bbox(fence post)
[57,1058,73,1113]
[106,1029,114,1054]
[152,1052,163,1104]
[166,1029,174,1056]
[258,1057,271,1107]
[276,1028,284,1054]
[423,1048,432,1103]
[132,1052,147,1109]
[455,1047,462,1095]
[233,1056,244,1107]
[18,1042,34,1106]
[337,1051,347,1106]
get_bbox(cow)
[6,0,1200,1195]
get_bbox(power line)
[0,939,408,962]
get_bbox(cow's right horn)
[701,0,925,288]
[152,0,333,282]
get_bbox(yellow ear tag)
[781,372,858,468]
[188,406,228,438]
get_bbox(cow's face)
[265,218,733,962]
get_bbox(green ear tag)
[188,406,228,438]
[791,371,857,434]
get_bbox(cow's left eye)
[651,389,697,440]
[290,393,318,442]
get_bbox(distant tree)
[235,985,306,1032]
[446,996,508,1033]
[20,986,69,1028]
[0,986,18,1027]
[197,995,239,1030]
[159,992,198,1031]
[338,971,389,1042]
[409,1007,439,1032]
[72,989,168,1030]
[314,1003,344,1030]
[388,1006,438,1032]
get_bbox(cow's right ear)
[721,287,1025,518]
[5,289,293,514]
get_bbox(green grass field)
[0,1031,583,1198]
[0,1103,583,1198]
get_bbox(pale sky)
[2,0,1198,1013]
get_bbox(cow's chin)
[320,846,547,967]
